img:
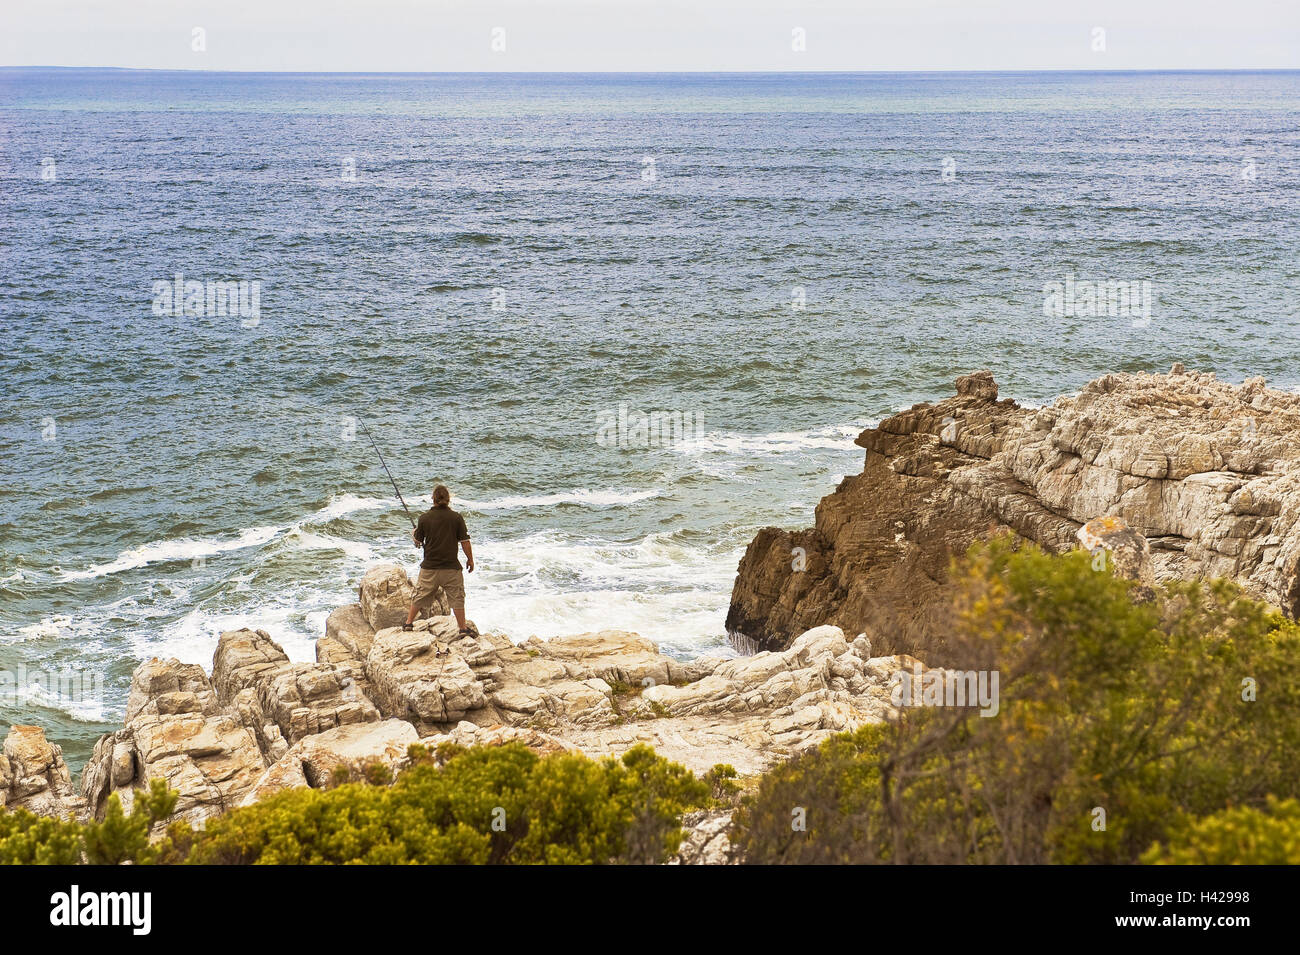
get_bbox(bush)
[183,741,708,865]
[1,778,176,865]
[0,807,83,865]
[734,536,1300,864]
[2,743,710,865]
[1143,797,1300,864]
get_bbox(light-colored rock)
[126,658,219,721]
[211,628,290,703]
[420,721,579,758]
[81,657,270,828]
[525,630,672,686]
[671,810,738,865]
[59,587,910,829]
[241,719,420,803]
[1077,515,1155,586]
[213,627,380,744]
[365,622,488,727]
[325,603,377,660]
[1,725,83,817]
[358,564,417,630]
[728,368,1300,658]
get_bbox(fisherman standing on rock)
[404,485,475,636]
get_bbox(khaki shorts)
[412,567,465,611]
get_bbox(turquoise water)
[2,70,1299,769]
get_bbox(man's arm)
[461,538,474,573]
[412,519,423,548]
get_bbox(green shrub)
[0,807,83,865]
[734,536,1300,864]
[183,741,708,865]
[1,778,176,865]
[1143,797,1300,864]
[703,764,741,802]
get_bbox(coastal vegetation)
[3,743,713,865]
[732,538,1300,864]
[5,540,1297,865]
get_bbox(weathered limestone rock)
[325,603,377,661]
[671,810,738,865]
[241,719,420,803]
[420,721,579,758]
[1077,515,1155,586]
[211,628,290,701]
[57,575,915,829]
[364,620,489,729]
[126,658,220,721]
[0,725,83,817]
[359,564,427,630]
[81,657,269,827]
[728,367,1300,657]
[560,628,905,775]
[213,628,380,745]
[522,630,674,687]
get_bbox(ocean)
[2,69,1298,770]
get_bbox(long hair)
[432,485,451,508]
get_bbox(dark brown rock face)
[727,368,1300,658]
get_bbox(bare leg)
[453,608,467,629]
[405,604,420,626]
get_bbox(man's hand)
[412,528,421,547]
[466,558,475,573]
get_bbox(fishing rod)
[358,418,415,528]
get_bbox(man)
[404,484,475,635]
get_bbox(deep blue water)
[2,69,1298,767]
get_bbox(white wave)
[674,423,868,457]
[284,528,377,561]
[469,586,735,658]
[7,678,110,723]
[474,530,740,588]
[63,525,280,581]
[304,493,392,522]
[0,571,23,585]
[59,493,392,583]
[141,603,320,669]
[434,530,744,654]
[458,488,661,511]
[11,614,76,642]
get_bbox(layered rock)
[728,367,1300,657]
[672,810,739,865]
[68,609,917,831]
[359,563,449,628]
[213,628,379,746]
[81,658,268,827]
[241,719,421,804]
[81,627,403,827]
[0,725,83,817]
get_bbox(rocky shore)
[1,563,915,859]
[727,366,1300,661]
[6,366,1299,862]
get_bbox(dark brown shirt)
[416,507,469,570]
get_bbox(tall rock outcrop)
[0,725,83,817]
[727,367,1300,658]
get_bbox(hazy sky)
[3,0,1298,72]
